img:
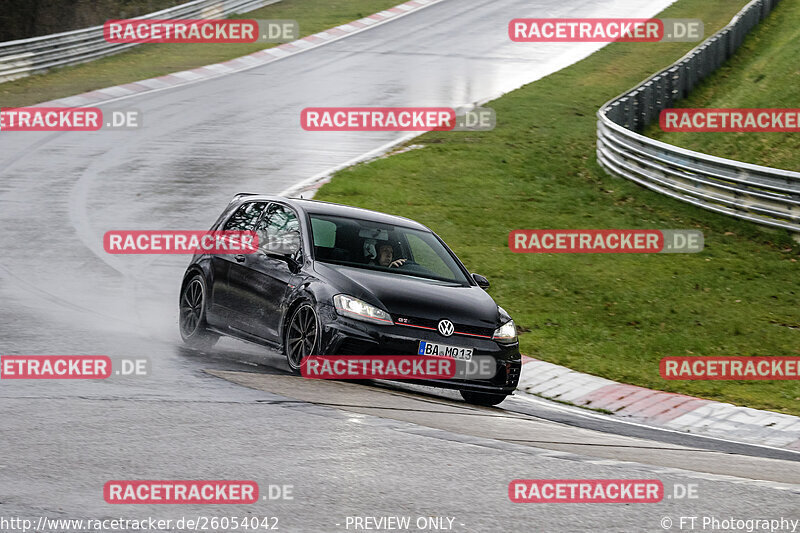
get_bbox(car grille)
[393,315,494,339]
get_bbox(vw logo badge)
[437,319,454,337]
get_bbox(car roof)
[232,193,430,231]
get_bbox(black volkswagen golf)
[179,194,520,405]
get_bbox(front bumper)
[317,304,521,394]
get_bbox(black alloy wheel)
[285,303,319,373]
[179,275,219,349]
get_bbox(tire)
[284,302,320,374]
[460,390,508,406]
[179,274,219,350]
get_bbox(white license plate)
[418,341,473,360]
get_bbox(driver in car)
[376,243,407,268]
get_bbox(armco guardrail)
[0,0,281,84]
[596,0,800,234]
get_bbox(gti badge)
[437,319,454,337]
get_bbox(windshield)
[309,213,470,285]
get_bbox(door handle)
[234,254,246,263]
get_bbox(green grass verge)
[646,0,800,170]
[314,0,800,415]
[0,0,402,107]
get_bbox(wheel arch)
[280,292,318,353]
[179,262,218,326]
[180,265,205,291]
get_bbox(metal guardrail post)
[653,75,666,112]
[631,90,641,131]
[622,96,634,130]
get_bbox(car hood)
[314,263,502,329]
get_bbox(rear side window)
[223,202,267,231]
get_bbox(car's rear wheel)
[284,303,319,374]
[179,274,219,350]
[460,390,508,406]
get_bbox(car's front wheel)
[179,274,219,350]
[460,390,508,406]
[284,302,319,374]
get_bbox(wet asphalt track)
[0,0,798,531]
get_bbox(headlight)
[492,319,517,343]
[333,294,393,325]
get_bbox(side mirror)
[472,273,490,290]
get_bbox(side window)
[311,218,337,248]
[223,202,267,231]
[256,204,301,255]
[406,233,455,278]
